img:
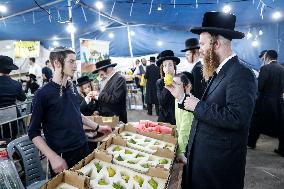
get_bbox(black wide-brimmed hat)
[149,56,156,62]
[93,59,117,74]
[181,38,200,52]
[190,12,245,40]
[0,55,18,71]
[156,50,180,67]
[77,76,93,86]
[258,50,267,58]
[26,73,37,81]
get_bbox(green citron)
[135,154,144,158]
[148,178,158,189]
[144,139,151,142]
[121,174,130,183]
[113,145,121,151]
[116,155,124,161]
[127,160,136,164]
[124,149,133,154]
[141,163,150,168]
[98,179,108,185]
[129,139,137,144]
[107,167,116,177]
[134,175,144,187]
[95,162,103,173]
[159,159,168,164]
[112,182,124,189]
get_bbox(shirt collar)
[267,60,277,64]
[216,53,236,74]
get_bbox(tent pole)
[127,25,134,67]
[68,0,75,50]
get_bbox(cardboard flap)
[46,172,64,189]
[94,116,119,128]
[63,171,89,189]
[153,148,175,159]
[147,167,169,179]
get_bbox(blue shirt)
[28,81,86,153]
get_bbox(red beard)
[202,47,220,81]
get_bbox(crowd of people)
[0,11,283,189]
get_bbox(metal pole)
[127,25,134,67]
[68,0,75,50]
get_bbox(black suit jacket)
[144,64,160,104]
[98,72,127,123]
[191,61,207,99]
[180,56,257,189]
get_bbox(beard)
[202,47,221,81]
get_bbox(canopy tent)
[0,0,283,70]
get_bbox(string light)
[53,41,59,46]
[272,11,282,20]
[130,31,135,36]
[66,23,76,33]
[95,1,104,10]
[100,26,106,32]
[252,40,259,47]
[108,32,114,38]
[259,30,263,35]
[157,41,163,46]
[247,30,253,39]
[157,4,162,11]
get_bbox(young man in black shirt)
[28,47,111,176]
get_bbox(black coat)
[191,61,207,99]
[156,79,175,125]
[98,72,127,123]
[251,61,284,136]
[144,64,160,104]
[179,56,257,189]
[79,96,99,116]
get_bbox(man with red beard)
[167,12,257,189]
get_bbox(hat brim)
[190,27,245,39]
[5,64,19,70]
[77,79,93,86]
[92,63,117,74]
[156,57,180,67]
[181,45,200,52]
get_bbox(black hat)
[77,76,93,86]
[190,12,245,40]
[156,50,180,67]
[26,73,37,81]
[265,50,278,60]
[93,59,117,73]
[258,50,267,58]
[149,57,156,62]
[181,38,200,52]
[0,55,18,71]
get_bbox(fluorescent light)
[130,31,135,36]
[222,5,231,13]
[53,41,59,46]
[272,11,282,20]
[246,31,252,39]
[259,30,263,36]
[66,23,76,33]
[251,40,259,47]
[0,5,7,13]
[108,32,114,38]
[157,41,163,46]
[157,4,162,11]
[95,1,104,10]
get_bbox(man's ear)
[53,60,61,69]
[214,39,221,50]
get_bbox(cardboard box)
[40,171,89,189]
[94,116,119,128]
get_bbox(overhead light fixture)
[222,5,231,13]
[0,5,7,13]
[100,26,106,32]
[157,4,162,11]
[157,41,163,46]
[108,32,114,38]
[251,40,259,47]
[66,23,76,33]
[5,45,11,49]
[246,31,252,39]
[272,11,282,20]
[259,30,263,36]
[95,1,104,10]
[52,35,58,40]
[53,41,59,46]
[130,31,135,36]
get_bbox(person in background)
[93,59,128,123]
[42,60,53,85]
[144,57,160,115]
[0,55,26,139]
[134,58,147,109]
[25,74,39,94]
[28,47,112,177]
[166,12,257,189]
[156,50,180,125]
[248,50,284,157]
[77,76,99,116]
[28,57,42,86]
[181,38,207,99]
